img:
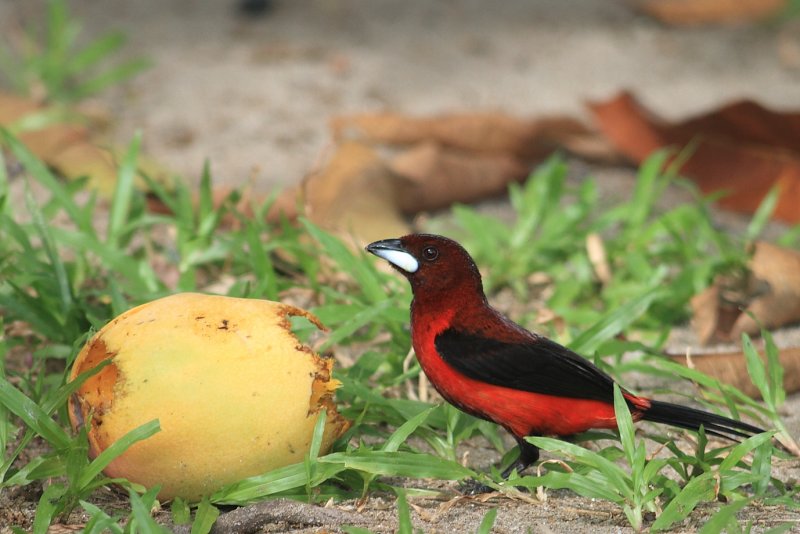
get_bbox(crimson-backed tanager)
[366,234,764,480]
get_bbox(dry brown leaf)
[691,285,729,346]
[669,347,800,398]
[0,91,170,195]
[691,242,800,344]
[331,112,593,161]
[302,141,410,246]
[732,242,800,337]
[388,142,529,213]
[637,0,787,25]
[46,524,86,534]
[589,91,800,223]
[0,91,39,122]
[670,347,800,455]
[0,92,88,161]
[586,233,612,285]
[47,142,118,193]
[325,111,610,216]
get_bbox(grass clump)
[0,0,149,104]
[0,125,798,532]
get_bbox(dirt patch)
[2,1,800,532]
[3,0,797,193]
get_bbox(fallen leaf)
[302,141,410,246]
[389,142,529,213]
[669,347,800,399]
[0,91,171,196]
[670,346,800,457]
[324,111,613,217]
[732,242,800,337]
[637,0,787,26]
[589,91,800,222]
[331,112,594,161]
[691,242,800,344]
[585,233,612,285]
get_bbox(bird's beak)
[366,238,419,273]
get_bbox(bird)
[366,233,765,483]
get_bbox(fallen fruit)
[68,292,349,501]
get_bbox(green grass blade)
[320,450,473,480]
[0,377,70,450]
[742,333,769,402]
[697,498,750,534]
[43,0,73,91]
[50,227,162,294]
[80,500,125,534]
[44,357,109,415]
[190,498,220,534]
[309,410,327,461]
[304,410,328,494]
[613,384,635,465]
[66,32,125,73]
[32,483,67,534]
[212,460,346,504]
[302,219,386,304]
[627,151,669,229]
[25,185,74,313]
[128,487,171,534]
[516,469,626,503]
[395,489,412,534]
[243,223,278,299]
[72,58,151,100]
[526,436,630,496]
[745,186,779,243]
[198,160,214,221]
[77,419,160,488]
[763,330,785,408]
[476,508,497,534]
[318,300,394,352]
[0,128,88,230]
[383,407,434,453]
[107,133,141,246]
[170,498,191,525]
[651,473,716,532]
[569,285,665,355]
[751,437,773,497]
[718,431,776,472]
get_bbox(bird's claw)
[458,478,496,495]
[459,477,533,496]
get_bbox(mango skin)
[68,293,349,501]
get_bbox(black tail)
[642,400,765,441]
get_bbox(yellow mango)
[68,293,349,501]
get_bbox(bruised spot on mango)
[68,337,121,457]
[276,306,350,437]
[309,356,348,435]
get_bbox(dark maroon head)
[366,234,485,301]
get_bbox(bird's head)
[366,234,485,303]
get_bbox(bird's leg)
[460,437,540,495]
[500,437,540,479]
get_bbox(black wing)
[434,327,618,403]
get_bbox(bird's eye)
[422,246,439,261]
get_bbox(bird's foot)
[458,477,530,495]
[458,478,496,495]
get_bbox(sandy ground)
[1,0,800,532]
[4,0,800,192]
